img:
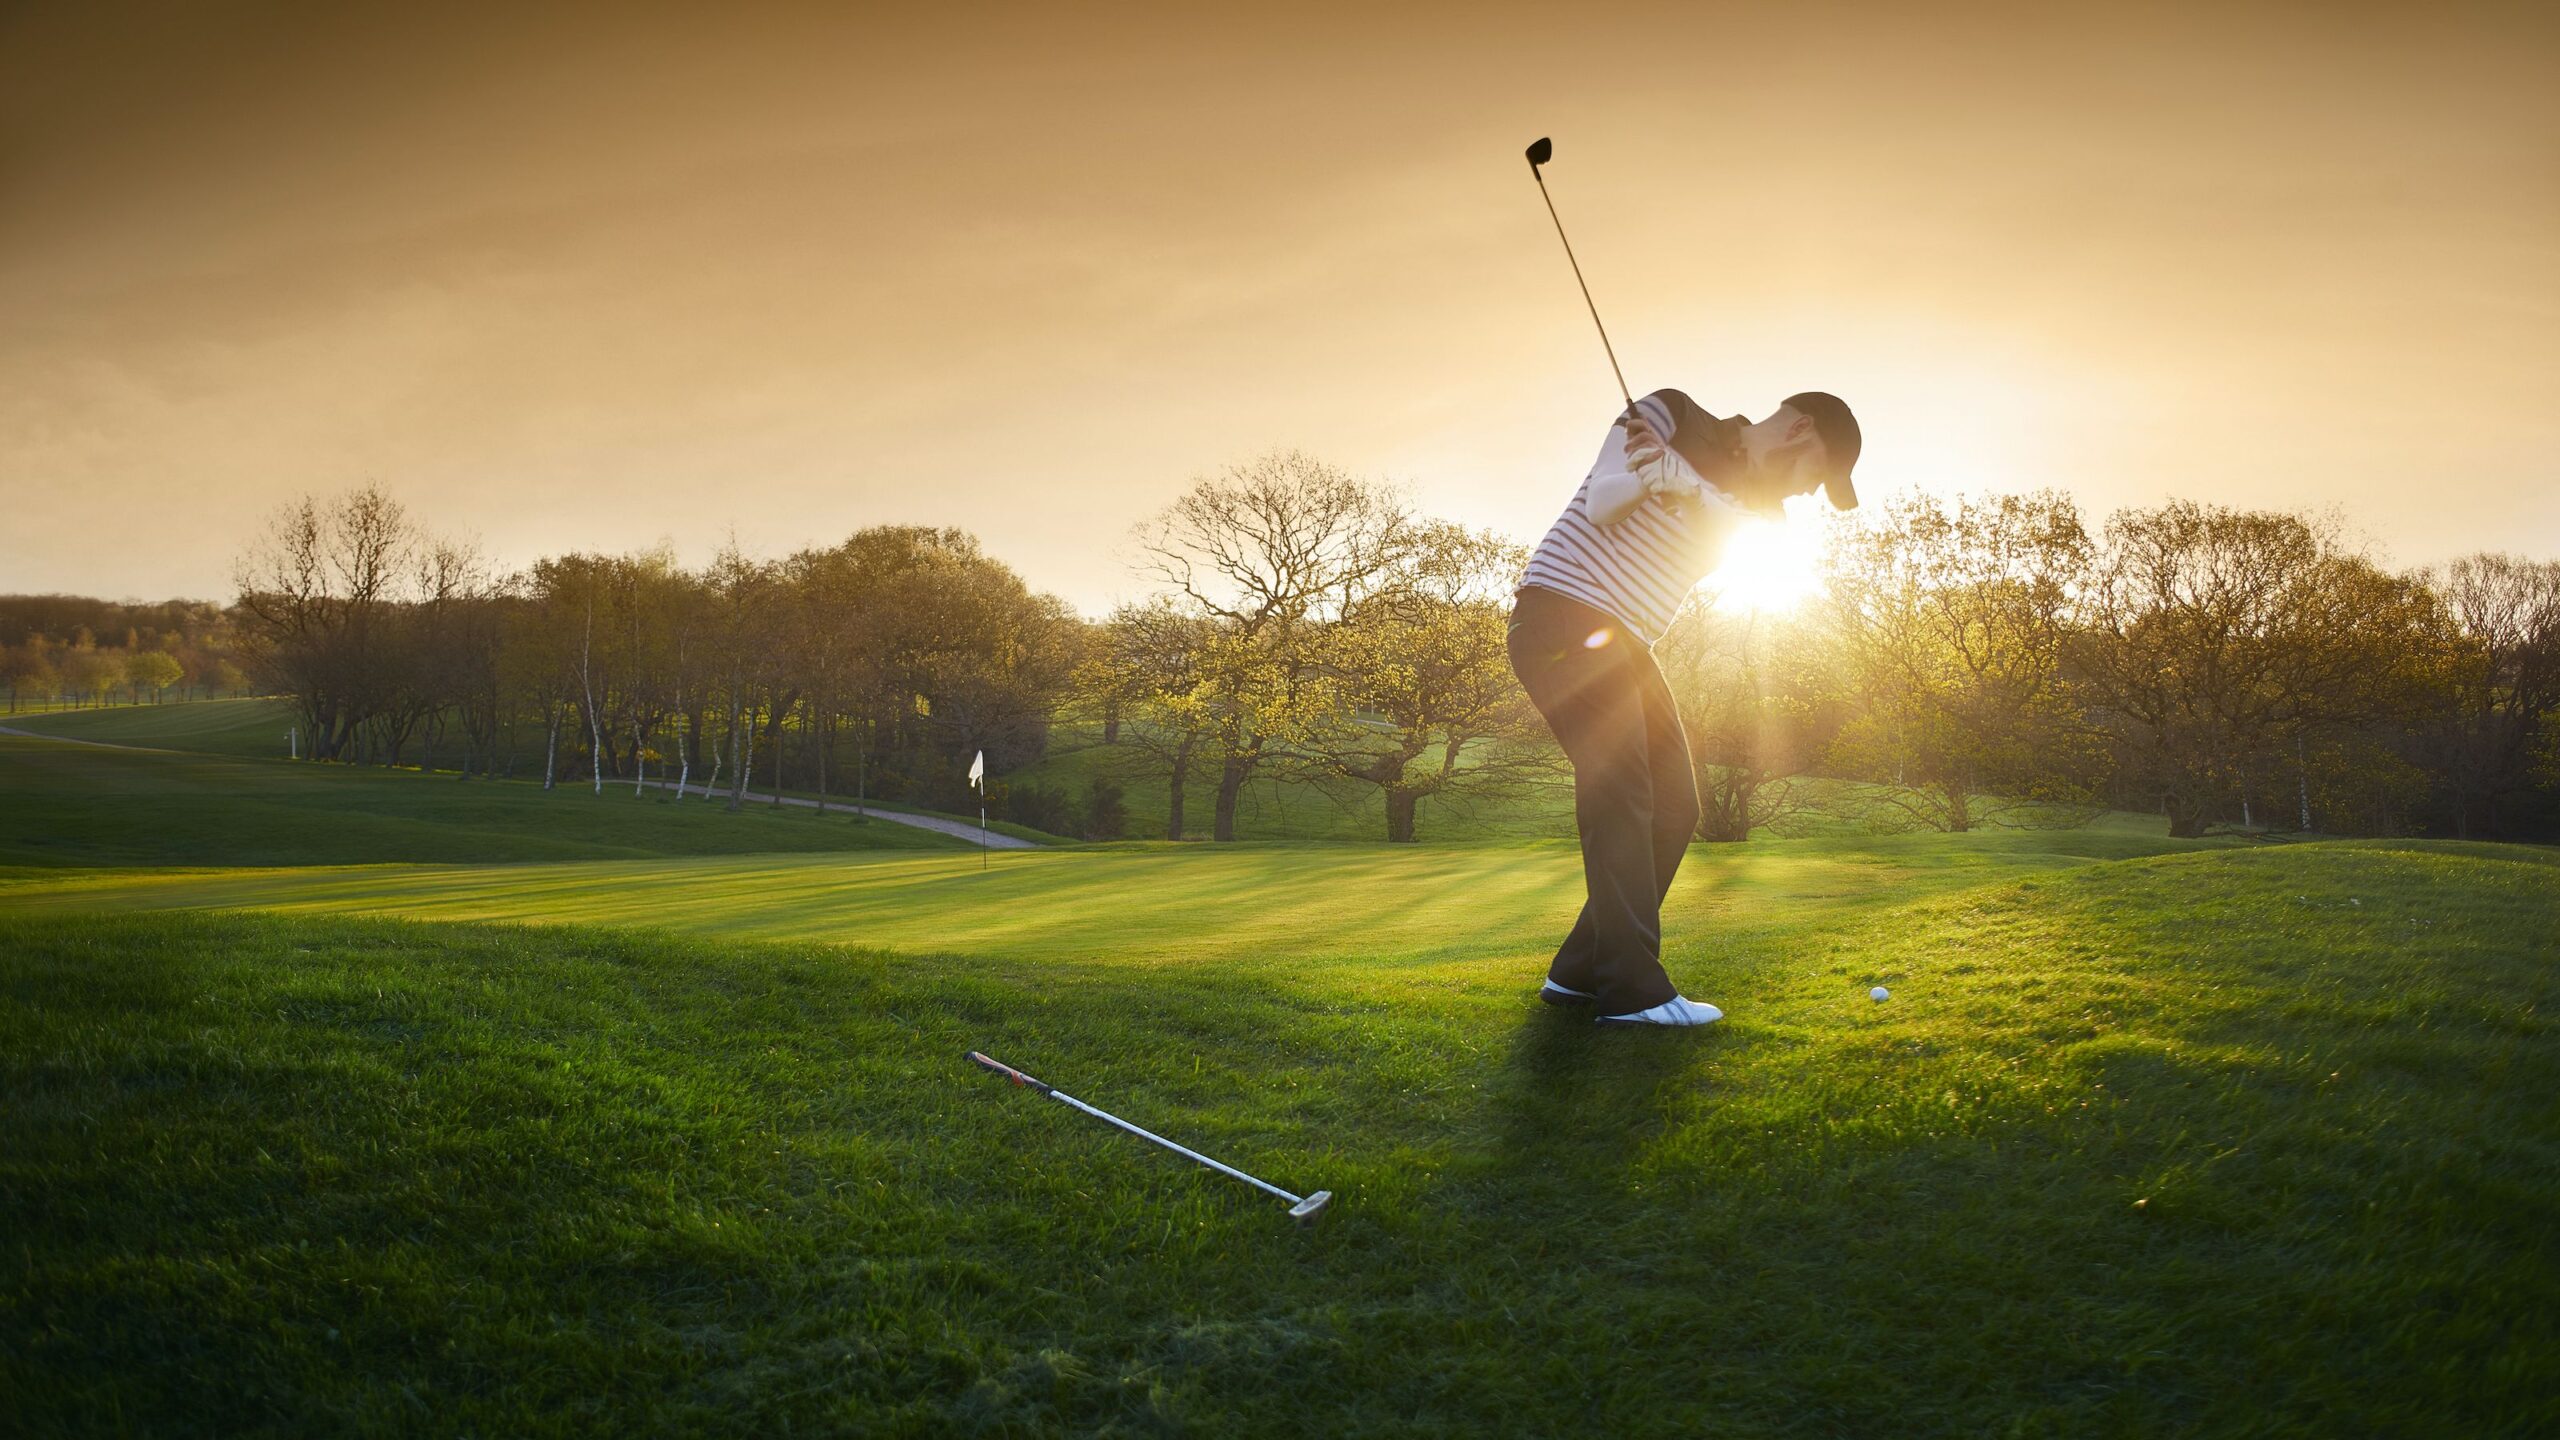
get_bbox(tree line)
[229,489,1081,818]
[0,596,249,711]
[44,460,2560,847]
[1664,492,2560,842]
[1089,464,2560,844]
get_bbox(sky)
[3,0,2554,613]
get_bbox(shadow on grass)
[1474,999,1749,1215]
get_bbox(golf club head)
[1525,136,1552,170]
[1288,1190,1333,1225]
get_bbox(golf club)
[965,1050,1332,1224]
[1525,135,1634,414]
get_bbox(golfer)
[1510,389,1861,1027]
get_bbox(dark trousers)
[1506,586,1699,1014]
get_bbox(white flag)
[968,750,985,791]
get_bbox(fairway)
[6,802,2556,1433]
[0,735,964,868]
[1012,723,1580,843]
[1,825,2229,969]
[1,695,296,759]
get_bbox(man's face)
[1741,404,1828,499]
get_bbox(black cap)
[1780,391,1861,510]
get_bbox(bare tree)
[234,487,424,761]
[384,537,492,771]
[1136,450,1410,840]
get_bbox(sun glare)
[1706,498,1830,613]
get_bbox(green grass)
[5,827,2555,1434]
[0,825,2227,959]
[0,697,162,717]
[0,701,1846,845]
[0,736,962,869]
[2,699,1069,843]
[1,695,298,758]
[12,701,2115,848]
[1015,724,1579,842]
[1021,722,2134,845]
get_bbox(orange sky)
[3,0,2554,611]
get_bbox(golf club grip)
[966,1050,1052,1094]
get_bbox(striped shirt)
[1519,389,1751,644]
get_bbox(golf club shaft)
[1529,167,1634,413]
[967,1051,1303,1205]
[1050,1090,1303,1205]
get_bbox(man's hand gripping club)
[1620,405,1711,515]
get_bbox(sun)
[1706,496,1831,613]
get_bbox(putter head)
[1288,1190,1332,1225]
[1525,136,1552,169]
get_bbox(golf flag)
[968,750,985,792]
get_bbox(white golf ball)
[1870,986,1890,1002]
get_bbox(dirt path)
[0,723,1040,850]
[0,724,141,749]
[635,778,1038,848]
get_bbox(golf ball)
[1870,987,1890,1002]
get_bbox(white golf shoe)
[1539,979,1597,1006]
[1595,996,1725,1028]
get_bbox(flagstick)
[967,747,989,870]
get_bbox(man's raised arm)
[1587,397,1711,525]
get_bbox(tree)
[1082,776,1127,840]
[605,548,691,798]
[793,526,1080,812]
[1307,522,1557,842]
[431,570,513,779]
[59,646,123,707]
[392,538,499,774]
[784,544,860,812]
[1820,491,2104,831]
[1081,598,1218,838]
[125,650,183,703]
[521,554,624,790]
[2418,553,2560,839]
[2076,502,2439,838]
[2,639,56,712]
[1136,451,1409,840]
[234,487,426,761]
[634,557,709,798]
[863,528,1079,792]
[1655,597,1837,841]
[698,544,784,811]
[0,598,244,704]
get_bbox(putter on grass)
[966,1050,1332,1224]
